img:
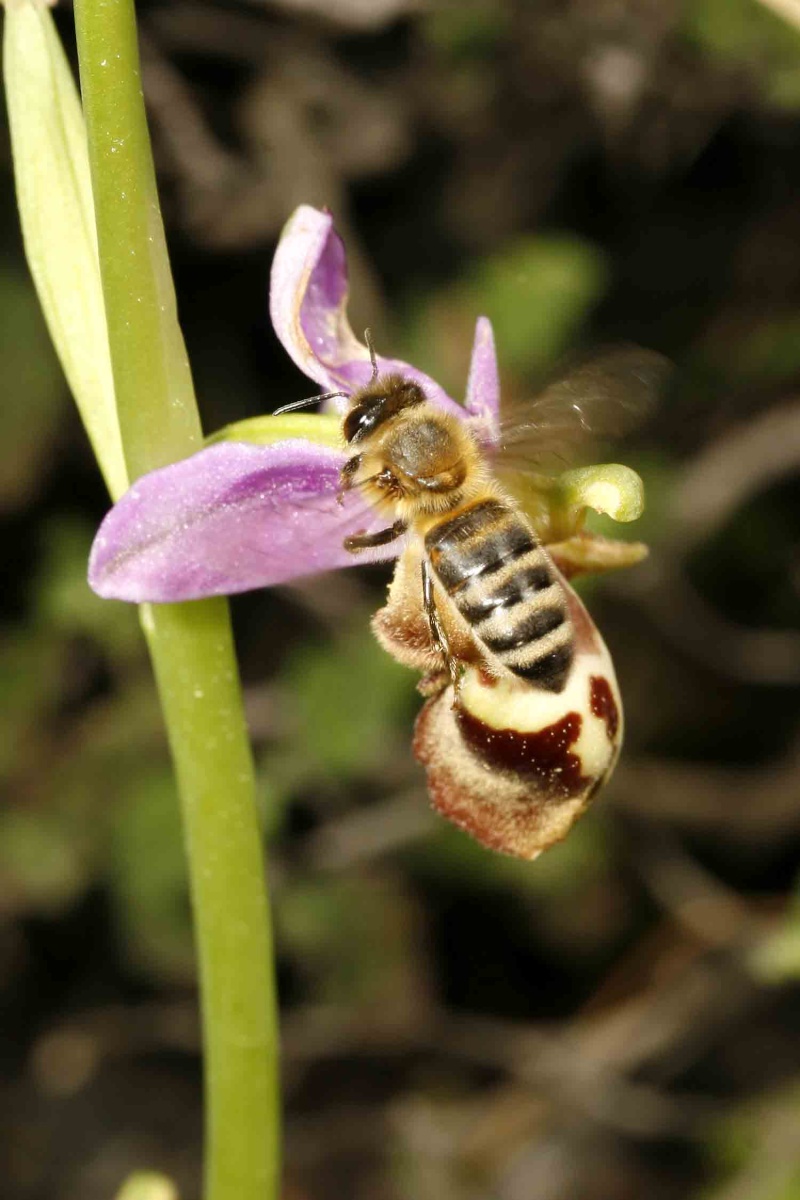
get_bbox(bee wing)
[493,345,670,476]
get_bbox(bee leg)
[421,560,461,698]
[344,519,407,553]
[337,455,362,506]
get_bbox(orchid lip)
[88,440,399,603]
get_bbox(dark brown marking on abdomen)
[455,708,588,799]
[590,676,619,741]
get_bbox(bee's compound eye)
[343,402,380,444]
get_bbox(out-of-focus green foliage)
[466,237,609,374]
[278,874,423,1008]
[115,1173,179,1200]
[0,631,63,779]
[109,768,194,983]
[684,0,800,109]
[701,1087,800,1200]
[404,235,608,400]
[0,268,65,509]
[2,1,800,1196]
[724,315,800,384]
[262,628,415,813]
[33,517,141,665]
[285,633,411,779]
[750,895,800,982]
[0,806,87,914]
[422,0,509,60]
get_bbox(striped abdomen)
[425,499,574,692]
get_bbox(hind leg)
[421,559,461,693]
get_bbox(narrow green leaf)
[2,0,126,498]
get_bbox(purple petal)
[89,441,399,603]
[464,316,500,431]
[270,206,363,395]
[270,205,465,417]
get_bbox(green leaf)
[2,0,126,498]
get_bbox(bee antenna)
[273,390,349,416]
[364,328,379,383]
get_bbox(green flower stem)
[72,3,279,1199]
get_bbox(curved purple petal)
[89,441,399,603]
[270,205,465,417]
[464,316,500,432]
[270,206,362,395]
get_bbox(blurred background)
[2,0,800,1197]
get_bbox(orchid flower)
[89,204,648,859]
[89,206,501,603]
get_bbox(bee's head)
[343,375,426,444]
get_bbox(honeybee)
[277,332,664,858]
[280,331,663,697]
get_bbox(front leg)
[421,559,461,694]
[337,454,361,506]
[344,519,407,553]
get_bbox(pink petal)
[464,316,500,431]
[89,440,398,603]
[270,206,363,394]
[270,204,465,418]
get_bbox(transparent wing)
[493,345,670,476]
